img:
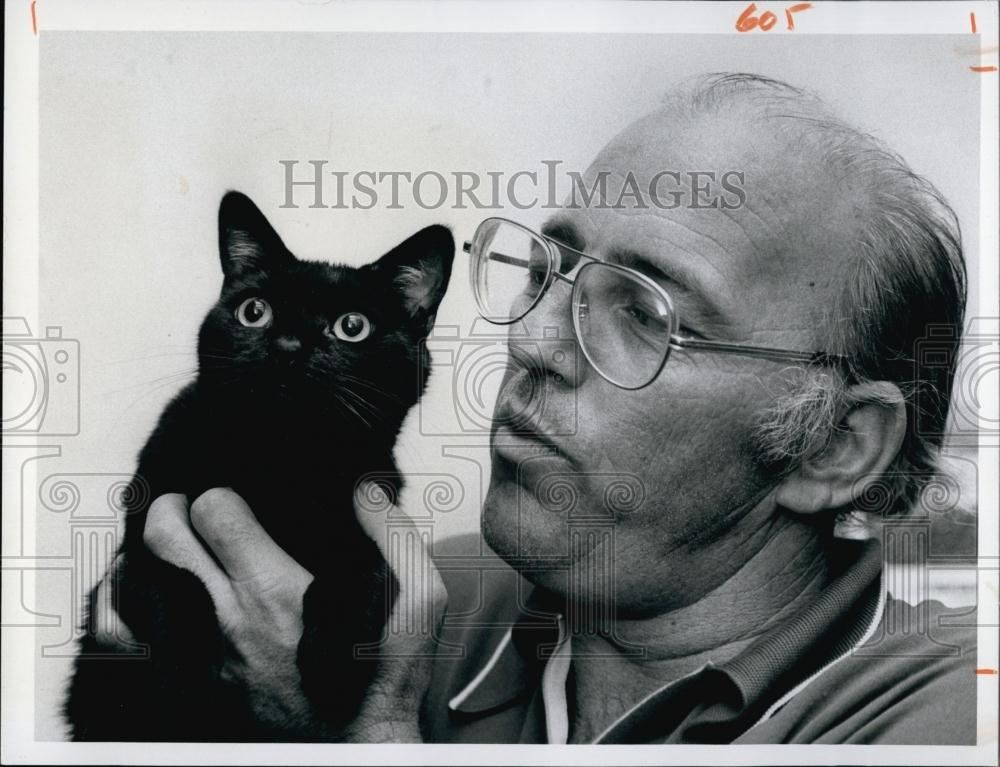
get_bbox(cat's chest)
[147,390,385,569]
[199,429,357,515]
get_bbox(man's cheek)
[608,393,766,508]
[609,393,737,469]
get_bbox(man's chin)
[483,471,632,605]
[481,465,575,565]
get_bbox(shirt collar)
[446,537,884,738]
[716,537,884,713]
[446,586,561,714]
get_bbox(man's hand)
[94,485,447,741]
[347,482,448,742]
[142,489,318,733]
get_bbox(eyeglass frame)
[463,216,847,390]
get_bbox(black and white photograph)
[2,1,998,763]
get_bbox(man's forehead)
[542,111,860,343]
[553,111,856,285]
[592,107,764,177]
[542,205,742,328]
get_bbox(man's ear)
[775,381,907,514]
[218,191,294,279]
[372,225,455,333]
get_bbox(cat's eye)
[328,312,372,343]
[236,297,273,328]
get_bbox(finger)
[188,487,309,585]
[353,479,399,546]
[353,481,446,635]
[144,493,236,612]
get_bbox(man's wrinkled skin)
[95,106,906,743]
[480,108,904,741]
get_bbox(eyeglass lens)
[471,219,552,323]
[573,263,673,388]
[472,220,675,388]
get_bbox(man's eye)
[626,302,668,331]
[677,324,703,339]
[628,304,652,326]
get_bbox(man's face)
[481,109,858,615]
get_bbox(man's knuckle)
[190,487,231,527]
[142,512,171,550]
[191,486,227,512]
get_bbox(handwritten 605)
[736,2,812,32]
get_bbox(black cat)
[65,192,454,741]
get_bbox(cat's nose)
[274,335,302,353]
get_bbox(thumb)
[352,479,446,637]
[353,479,401,545]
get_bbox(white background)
[3,1,996,762]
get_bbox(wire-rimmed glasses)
[463,217,844,390]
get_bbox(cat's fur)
[65,192,454,741]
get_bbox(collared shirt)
[422,534,977,744]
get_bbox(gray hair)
[672,73,967,520]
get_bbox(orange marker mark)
[737,2,810,32]
[786,3,812,30]
[31,0,37,35]
[975,668,999,675]
[736,3,760,32]
[967,11,997,72]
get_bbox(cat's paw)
[297,574,388,726]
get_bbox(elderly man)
[109,73,974,744]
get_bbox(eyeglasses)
[463,217,845,390]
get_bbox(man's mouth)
[491,400,570,465]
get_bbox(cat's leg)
[65,551,231,741]
[64,575,151,742]
[297,537,399,731]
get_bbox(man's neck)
[565,516,837,743]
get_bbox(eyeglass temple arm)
[672,336,844,366]
[462,242,843,367]
[462,243,574,282]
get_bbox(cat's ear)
[218,191,294,279]
[373,225,454,333]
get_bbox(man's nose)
[510,282,585,388]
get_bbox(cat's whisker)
[102,341,233,364]
[334,392,374,431]
[341,393,386,432]
[338,385,393,428]
[107,368,200,395]
[337,373,406,405]
[103,352,199,366]
[107,373,201,432]
[307,362,401,403]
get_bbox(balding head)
[640,73,967,519]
